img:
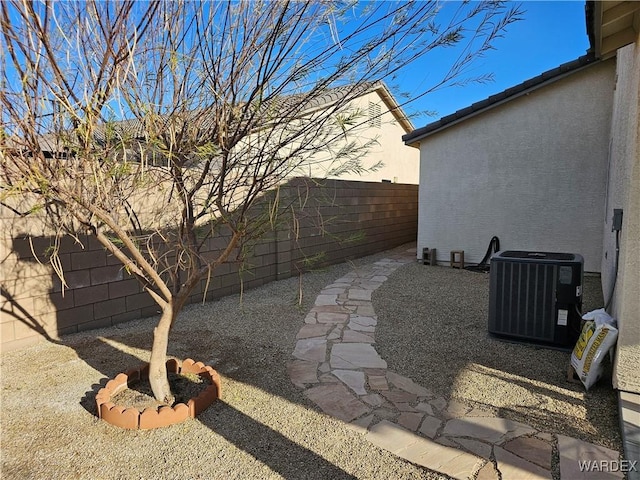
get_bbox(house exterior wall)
[416,59,616,272]
[0,179,418,353]
[235,89,419,185]
[603,41,640,393]
[323,91,419,184]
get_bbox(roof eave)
[588,0,640,60]
[371,83,416,135]
[402,55,599,145]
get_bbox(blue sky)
[398,1,591,128]
[2,1,590,133]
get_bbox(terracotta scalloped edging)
[96,358,221,430]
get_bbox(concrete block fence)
[0,178,417,352]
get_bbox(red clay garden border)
[96,358,221,430]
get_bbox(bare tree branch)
[1,0,522,403]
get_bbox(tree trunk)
[148,305,176,404]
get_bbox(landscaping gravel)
[373,260,622,453]
[0,250,446,480]
[0,247,622,479]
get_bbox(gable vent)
[368,102,381,128]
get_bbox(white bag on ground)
[571,309,618,390]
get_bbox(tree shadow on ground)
[3,233,363,478]
[201,400,357,480]
[49,304,359,479]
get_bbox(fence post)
[275,183,292,281]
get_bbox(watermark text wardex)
[578,460,638,473]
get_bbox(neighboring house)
[320,83,419,184]
[6,81,419,241]
[29,82,419,186]
[248,81,419,184]
[404,0,639,464]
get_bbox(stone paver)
[304,383,370,423]
[296,323,333,339]
[347,320,376,332]
[419,415,442,439]
[557,435,624,479]
[372,407,398,420]
[314,294,339,305]
[452,437,493,459]
[317,312,349,324]
[397,411,424,431]
[504,436,552,470]
[342,330,374,343]
[381,390,418,404]
[361,393,384,407]
[415,402,435,416]
[476,462,500,480]
[494,446,552,479]
[354,304,375,316]
[348,289,372,301]
[292,338,327,362]
[321,287,347,295]
[347,414,374,434]
[318,362,331,373]
[330,343,387,369]
[366,419,420,452]
[442,416,535,444]
[370,275,387,282]
[395,402,418,412]
[349,315,377,327]
[429,396,448,412]
[318,373,339,383]
[368,375,388,391]
[333,369,367,395]
[367,421,483,480]
[326,325,342,340]
[287,360,319,386]
[288,244,623,480]
[387,371,433,397]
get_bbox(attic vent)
[368,102,381,128]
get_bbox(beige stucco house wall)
[602,41,640,394]
[589,2,640,463]
[407,59,616,272]
[290,84,419,184]
[324,88,419,184]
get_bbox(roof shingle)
[402,54,598,145]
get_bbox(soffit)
[592,1,640,59]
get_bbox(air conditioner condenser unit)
[488,250,584,349]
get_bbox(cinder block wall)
[1,178,417,352]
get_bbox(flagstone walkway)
[288,245,623,480]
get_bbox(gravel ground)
[1,250,448,480]
[373,260,622,453]
[0,247,622,479]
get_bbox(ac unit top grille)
[499,251,575,261]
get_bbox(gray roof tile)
[403,54,597,145]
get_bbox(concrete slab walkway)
[288,245,623,479]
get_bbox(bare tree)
[1,0,521,403]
